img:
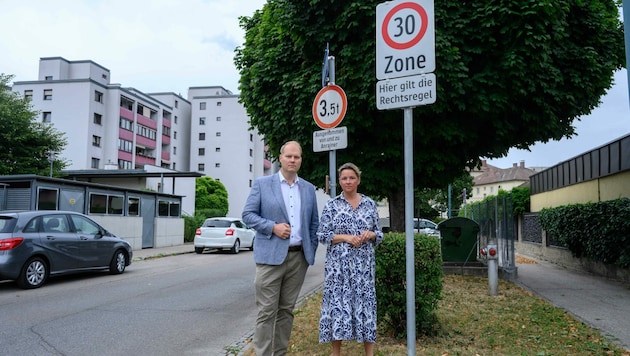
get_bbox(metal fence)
[463,195,517,277]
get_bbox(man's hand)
[273,223,291,239]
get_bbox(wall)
[92,215,143,250]
[154,218,185,247]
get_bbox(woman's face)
[339,168,360,193]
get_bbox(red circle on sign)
[382,2,428,50]
[312,85,347,129]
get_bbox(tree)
[235,0,624,231]
[0,74,67,176]
[416,172,474,220]
[195,176,228,217]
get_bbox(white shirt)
[279,171,302,246]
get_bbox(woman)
[317,162,384,356]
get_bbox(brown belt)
[288,245,303,252]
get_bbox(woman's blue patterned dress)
[317,193,384,343]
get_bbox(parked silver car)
[415,218,441,237]
[0,210,133,289]
[194,217,255,254]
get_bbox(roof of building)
[473,160,536,186]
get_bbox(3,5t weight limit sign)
[312,85,347,129]
[376,0,435,80]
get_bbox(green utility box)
[437,217,480,262]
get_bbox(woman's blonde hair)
[338,162,361,178]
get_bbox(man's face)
[279,143,302,175]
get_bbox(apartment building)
[12,57,268,217]
[469,160,537,203]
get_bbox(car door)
[38,214,81,272]
[234,220,254,247]
[69,214,111,268]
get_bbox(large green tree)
[195,176,228,217]
[235,0,624,231]
[0,74,67,176]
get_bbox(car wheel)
[230,239,240,254]
[109,249,127,275]
[195,247,204,254]
[17,257,48,289]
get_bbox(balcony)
[161,135,171,146]
[120,107,134,120]
[136,135,156,149]
[161,151,171,161]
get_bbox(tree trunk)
[388,186,406,232]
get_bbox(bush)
[539,198,630,268]
[375,232,443,338]
[183,215,207,243]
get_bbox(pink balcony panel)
[135,155,156,166]
[119,128,133,141]
[161,151,171,161]
[136,135,156,149]
[163,118,171,128]
[137,114,158,129]
[161,135,171,145]
[118,151,133,161]
[120,107,134,120]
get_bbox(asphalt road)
[0,248,326,355]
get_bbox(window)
[198,148,205,156]
[174,115,178,124]
[249,164,252,172]
[158,200,180,217]
[88,193,122,215]
[200,102,206,110]
[216,101,222,106]
[94,113,102,125]
[199,117,206,125]
[119,117,133,131]
[128,197,140,216]
[43,89,52,100]
[45,76,53,80]
[118,139,133,152]
[215,163,221,168]
[198,163,205,171]
[37,188,58,210]
[95,90,103,103]
[174,131,177,139]
[91,157,100,169]
[24,90,33,100]
[173,146,177,155]
[250,133,253,142]
[162,126,170,136]
[249,148,253,157]
[118,159,132,169]
[70,214,100,234]
[216,132,221,137]
[216,116,221,122]
[199,132,206,141]
[175,100,179,108]
[92,135,101,147]
[43,112,51,123]
[215,147,221,152]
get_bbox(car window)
[204,219,230,228]
[233,221,243,228]
[0,217,17,233]
[70,215,101,235]
[43,215,70,233]
[23,217,39,233]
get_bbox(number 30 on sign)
[312,85,347,129]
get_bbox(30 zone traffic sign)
[376,0,435,80]
[312,85,347,129]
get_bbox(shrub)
[375,232,443,338]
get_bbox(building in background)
[12,57,267,217]
[469,160,537,203]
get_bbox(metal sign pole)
[327,56,337,197]
[403,107,416,355]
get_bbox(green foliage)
[539,198,630,268]
[235,0,623,228]
[195,176,228,216]
[183,215,207,243]
[511,186,531,215]
[375,232,443,338]
[0,74,67,175]
[462,186,527,218]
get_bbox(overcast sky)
[1,0,628,169]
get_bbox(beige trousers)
[253,251,309,356]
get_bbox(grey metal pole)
[404,107,416,355]
[328,56,337,197]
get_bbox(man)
[242,140,319,355]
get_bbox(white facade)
[12,57,270,218]
[188,86,265,217]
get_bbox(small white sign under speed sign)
[312,84,347,129]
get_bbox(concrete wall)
[91,215,143,250]
[154,218,185,247]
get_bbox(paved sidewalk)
[131,243,195,261]
[515,258,630,351]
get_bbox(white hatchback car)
[193,217,255,254]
